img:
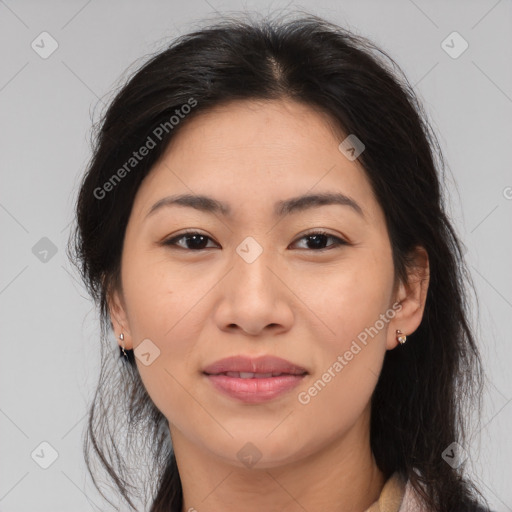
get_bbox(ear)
[106,281,134,351]
[387,246,430,350]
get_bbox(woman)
[70,12,493,512]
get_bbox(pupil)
[188,235,207,249]
[308,234,327,249]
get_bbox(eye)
[163,230,219,251]
[290,230,348,251]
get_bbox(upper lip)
[203,355,308,375]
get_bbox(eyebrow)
[145,192,365,220]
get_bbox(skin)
[108,99,430,512]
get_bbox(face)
[109,99,420,469]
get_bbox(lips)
[203,355,308,403]
[202,355,308,376]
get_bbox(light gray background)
[1,0,511,511]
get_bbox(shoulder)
[398,478,425,512]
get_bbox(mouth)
[202,355,308,403]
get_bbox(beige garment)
[364,472,407,512]
[364,471,427,512]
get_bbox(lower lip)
[205,373,306,403]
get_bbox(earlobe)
[107,287,133,350]
[388,246,430,349]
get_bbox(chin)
[203,431,314,470]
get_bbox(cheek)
[302,253,394,351]
[122,249,203,342]
[120,252,213,416]
[290,259,393,442]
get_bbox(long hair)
[69,12,491,512]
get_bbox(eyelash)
[162,229,349,252]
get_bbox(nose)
[213,246,294,337]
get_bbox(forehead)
[168,98,345,157]
[132,99,380,224]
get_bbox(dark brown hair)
[70,11,492,512]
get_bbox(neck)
[172,408,386,512]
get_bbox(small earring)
[119,333,128,359]
[396,329,407,345]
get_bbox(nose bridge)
[232,235,275,298]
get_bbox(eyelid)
[294,228,347,241]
